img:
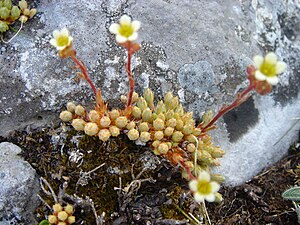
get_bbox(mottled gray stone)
[0,142,40,224]
[0,0,299,185]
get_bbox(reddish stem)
[70,53,97,96]
[179,160,196,180]
[126,50,135,107]
[201,84,254,131]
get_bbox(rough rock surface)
[0,0,299,185]
[0,142,40,225]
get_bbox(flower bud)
[136,97,147,111]
[211,174,225,183]
[58,211,68,221]
[157,113,165,121]
[214,193,223,203]
[143,88,154,109]
[166,118,177,127]
[29,8,36,18]
[164,92,173,105]
[67,216,76,224]
[72,119,86,131]
[186,134,197,143]
[172,131,183,142]
[153,118,164,130]
[154,131,164,140]
[132,106,142,119]
[0,7,10,20]
[187,143,196,152]
[158,142,169,154]
[100,116,111,128]
[88,110,100,123]
[127,129,139,140]
[75,105,85,116]
[48,215,58,223]
[175,119,184,130]
[155,100,166,114]
[84,122,99,136]
[152,140,161,148]
[211,159,221,166]
[140,131,151,142]
[53,203,63,212]
[60,111,73,122]
[66,102,76,113]
[211,148,225,158]
[197,150,212,164]
[109,126,120,137]
[192,128,202,136]
[174,104,184,116]
[126,121,136,130]
[0,21,8,32]
[11,6,20,19]
[138,122,149,132]
[98,129,111,141]
[164,127,174,137]
[23,8,30,16]
[165,110,174,120]
[182,124,194,135]
[120,95,127,104]
[109,109,120,120]
[132,92,139,103]
[19,0,27,10]
[167,96,178,110]
[64,204,73,214]
[115,116,128,128]
[142,108,152,122]
[19,15,28,23]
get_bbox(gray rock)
[0,142,40,224]
[0,0,299,185]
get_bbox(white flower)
[189,171,220,202]
[253,52,286,85]
[50,28,73,51]
[109,15,141,43]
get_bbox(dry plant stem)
[201,83,254,131]
[70,53,97,96]
[126,50,135,107]
[1,21,24,44]
[40,177,58,203]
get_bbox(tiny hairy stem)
[126,50,135,107]
[70,53,97,96]
[200,84,254,131]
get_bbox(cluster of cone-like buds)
[47,203,75,225]
[0,0,36,32]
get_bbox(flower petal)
[265,52,277,65]
[56,45,67,51]
[194,193,204,202]
[253,55,264,68]
[109,23,120,34]
[275,61,286,74]
[132,20,141,31]
[61,28,69,36]
[189,180,198,192]
[53,30,60,39]
[120,15,131,25]
[255,70,266,81]
[198,171,210,182]
[128,32,138,41]
[205,194,216,202]
[266,76,279,85]
[210,182,220,193]
[116,34,127,43]
[68,36,73,45]
[50,39,58,47]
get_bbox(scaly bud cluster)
[47,203,75,225]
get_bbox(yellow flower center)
[57,35,69,47]
[260,61,276,77]
[119,24,134,38]
[197,181,212,195]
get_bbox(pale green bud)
[140,131,151,143]
[68,216,76,224]
[84,122,99,136]
[166,142,172,149]
[192,128,202,136]
[186,134,197,143]
[0,20,8,32]
[182,124,194,135]
[157,113,165,121]
[132,106,142,119]
[66,102,76,113]
[138,122,149,132]
[174,104,184,116]
[142,108,152,123]
[3,0,12,10]
[72,119,86,131]
[120,95,127,104]
[143,88,154,109]
[11,6,21,19]
[23,8,30,16]
[211,159,221,166]
[0,7,9,19]
[88,110,100,123]
[136,97,147,111]
[127,129,139,140]
[109,109,120,120]
[201,110,214,127]
[172,131,184,142]
[64,204,74,214]
[166,96,178,110]
[214,193,223,203]
[211,148,225,158]
[75,105,85,116]
[211,174,225,183]
[98,129,111,141]
[115,116,128,128]
[53,203,63,212]
[154,131,164,140]
[153,118,165,130]
[166,118,176,127]
[29,8,36,18]
[132,92,139,103]
[175,119,184,130]
[60,111,73,122]
[18,0,27,10]
[158,142,169,154]
[186,143,196,152]
[19,15,28,23]
[155,100,166,114]
[164,127,174,137]
[152,140,161,148]
[100,116,111,128]
[165,110,174,120]
[48,215,57,224]
[164,92,173,105]
[197,150,213,164]
[109,126,120,137]
[126,121,136,130]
